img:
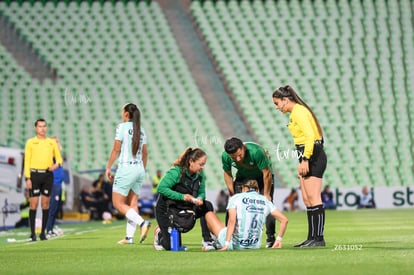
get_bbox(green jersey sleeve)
[222,151,232,172]
[156,166,185,201]
[252,147,270,171]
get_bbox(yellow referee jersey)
[288,104,322,159]
[24,137,63,178]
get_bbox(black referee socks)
[29,209,36,236]
[42,209,49,235]
[306,208,313,240]
[307,205,325,241]
[313,204,325,241]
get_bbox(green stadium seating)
[1,0,412,188]
[190,0,414,187]
[0,0,224,187]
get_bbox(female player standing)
[106,103,151,244]
[272,85,327,247]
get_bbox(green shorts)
[113,164,145,197]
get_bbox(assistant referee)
[24,119,62,241]
[272,85,327,247]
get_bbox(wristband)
[276,236,282,241]
[191,198,198,204]
[225,241,230,246]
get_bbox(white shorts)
[217,227,233,250]
[113,164,145,197]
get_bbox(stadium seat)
[0,0,225,188]
[189,0,413,188]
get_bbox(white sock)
[126,219,136,238]
[125,208,144,227]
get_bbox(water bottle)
[170,228,180,251]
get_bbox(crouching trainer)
[154,148,215,251]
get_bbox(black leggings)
[155,196,214,250]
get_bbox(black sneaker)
[39,233,47,241]
[294,239,312,247]
[266,237,275,248]
[266,240,275,248]
[308,239,326,247]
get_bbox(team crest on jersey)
[231,161,256,169]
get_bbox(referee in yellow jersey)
[272,86,327,247]
[24,119,63,241]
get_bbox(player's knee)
[204,200,214,212]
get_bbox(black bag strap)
[165,173,202,210]
[173,172,202,198]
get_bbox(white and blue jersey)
[115,121,146,166]
[226,190,276,250]
[113,122,147,196]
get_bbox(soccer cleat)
[307,239,326,247]
[202,240,216,251]
[294,239,312,247]
[118,237,134,245]
[298,239,325,247]
[139,220,152,243]
[47,231,58,238]
[153,226,164,251]
[266,237,275,248]
[29,234,36,242]
[39,233,47,241]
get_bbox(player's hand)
[298,161,309,177]
[193,198,203,206]
[219,245,229,251]
[26,179,32,189]
[105,168,114,183]
[183,194,193,202]
[265,194,272,201]
[48,163,59,172]
[272,240,282,248]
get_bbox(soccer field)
[1,209,413,275]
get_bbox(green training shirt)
[222,142,273,180]
[157,166,206,201]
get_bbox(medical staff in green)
[221,137,276,247]
[153,148,215,251]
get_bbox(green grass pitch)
[0,209,413,275]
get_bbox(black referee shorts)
[296,143,327,178]
[29,171,54,197]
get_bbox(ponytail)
[131,109,141,156]
[273,85,323,137]
[172,147,206,178]
[123,103,141,157]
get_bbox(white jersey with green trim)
[227,190,276,249]
[114,122,146,166]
